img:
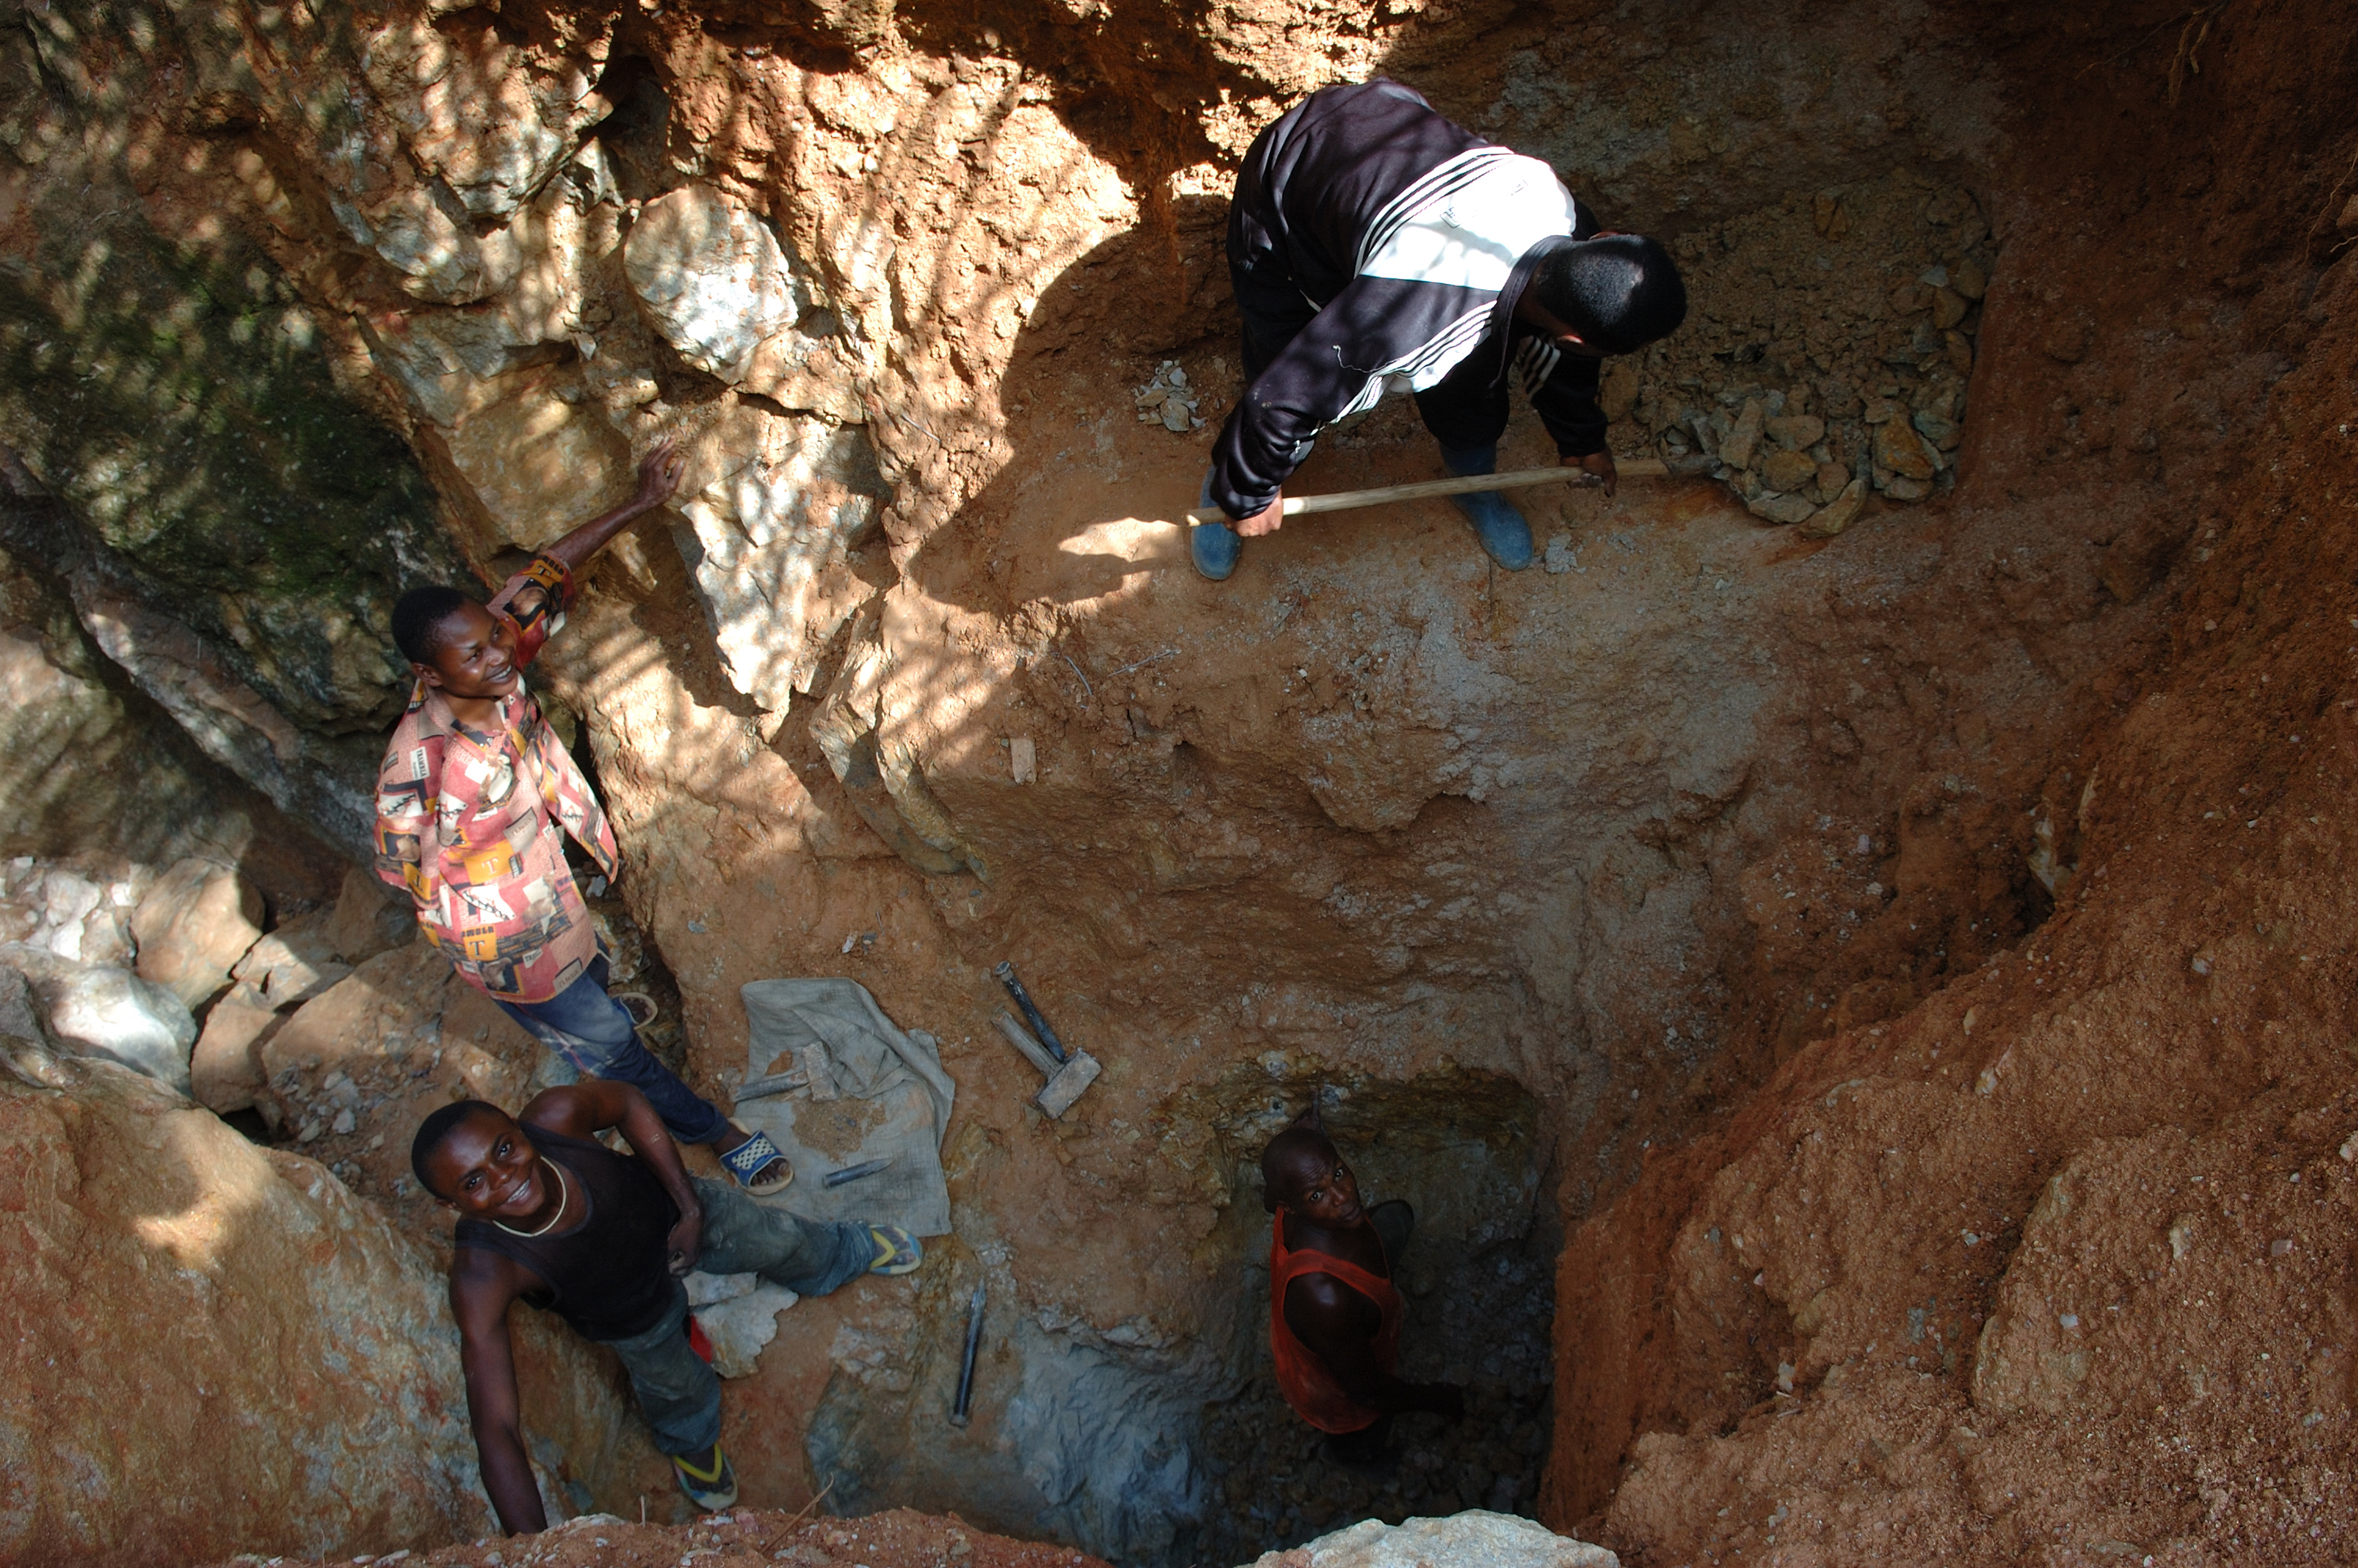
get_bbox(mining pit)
[3,0,2357,1564]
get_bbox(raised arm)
[517,1081,703,1272]
[1285,1273,1464,1418]
[450,1250,547,1534]
[540,437,685,579]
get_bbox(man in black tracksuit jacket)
[1197,79,1687,580]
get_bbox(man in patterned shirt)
[375,438,790,1195]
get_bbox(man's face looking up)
[425,1109,553,1224]
[1281,1141,1366,1227]
[417,601,520,702]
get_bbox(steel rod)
[950,1282,987,1426]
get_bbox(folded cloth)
[731,978,955,1236]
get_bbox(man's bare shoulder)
[514,1085,602,1139]
[448,1240,534,1314]
[1284,1268,1373,1318]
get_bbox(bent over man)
[1262,1108,1463,1466]
[413,1083,923,1527]
[374,441,788,1195]
[1198,78,1687,579]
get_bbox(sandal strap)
[672,1445,729,1484]
[719,1129,784,1181]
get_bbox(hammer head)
[795,1042,838,1101]
[1033,1051,1100,1119]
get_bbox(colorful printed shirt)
[372,556,619,1003]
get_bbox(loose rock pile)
[1609,173,1994,532]
[1134,361,1208,434]
[248,870,682,1221]
[0,851,425,1111]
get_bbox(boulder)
[189,983,286,1114]
[1745,491,1818,526]
[233,913,354,1010]
[624,185,813,384]
[1760,448,1818,494]
[130,856,265,1010]
[1,944,196,1091]
[0,1037,655,1565]
[325,865,417,967]
[1802,477,1870,539]
[684,1271,799,1379]
[1244,1512,1619,1567]
[1719,398,1766,470]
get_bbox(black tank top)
[454,1127,679,1342]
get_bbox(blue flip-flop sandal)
[719,1125,793,1195]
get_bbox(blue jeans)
[600,1177,879,1456]
[494,955,728,1146]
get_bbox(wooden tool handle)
[1182,459,1671,527]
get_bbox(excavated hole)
[801,1067,1554,1568]
[732,137,2017,1566]
[1181,1069,1559,1567]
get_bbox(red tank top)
[1269,1209,1403,1434]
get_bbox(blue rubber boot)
[1439,444,1534,571]
[1190,468,1242,581]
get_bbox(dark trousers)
[494,954,728,1146]
[1228,249,1508,457]
[600,1177,879,1456]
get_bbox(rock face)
[0,1038,666,1565]
[0,546,342,874]
[0,1040,491,1562]
[626,187,815,391]
[2,945,196,1091]
[0,861,137,966]
[129,856,264,1010]
[673,410,885,716]
[0,46,468,856]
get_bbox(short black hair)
[1530,234,1687,356]
[391,585,479,667]
[411,1098,504,1193]
[1260,1124,1337,1214]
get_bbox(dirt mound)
[1541,7,2358,1561]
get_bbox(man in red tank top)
[1262,1109,1464,1465]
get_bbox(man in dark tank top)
[410,1082,924,1530]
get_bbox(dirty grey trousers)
[599,1177,876,1456]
